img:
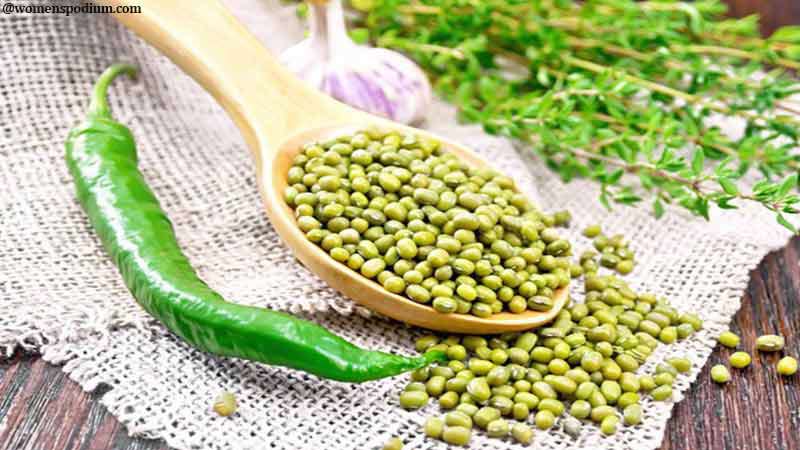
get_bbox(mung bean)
[617,392,640,409]
[650,384,672,401]
[667,357,692,373]
[399,390,429,409]
[590,405,616,423]
[756,334,785,352]
[473,406,501,429]
[710,364,730,384]
[424,417,444,438]
[456,403,478,416]
[212,391,237,417]
[639,375,656,392]
[729,352,751,369]
[654,372,674,386]
[583,224,602,238]
[445,411,473,428]
[718,331,740,348]
[512,402,530,420]
[570,400,592,419]
[534,410,555,430]
[486,419,510,438]
[442,426,471,446]
[623,404,643,425]
[777,356,798,376]
[511,423,534,444]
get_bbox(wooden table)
[1,1,799,449]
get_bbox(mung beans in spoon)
[285,128,577,319]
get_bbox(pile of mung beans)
[397,271,703,446]
[284,129,577,317]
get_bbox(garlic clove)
[321,47,432,124]
[280,0,431,124]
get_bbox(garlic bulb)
[281,0,432,124]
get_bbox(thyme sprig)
[335,0,800,232]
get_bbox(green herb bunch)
[328,0,800,231]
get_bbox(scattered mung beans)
[286,129,575,318]
[402,284,700,441]
[756,334,785,352]
[585,231,636,276]
[391,219,706,443]
[710,364,731,384]
[777,356,798,376]
[729,352,751,369]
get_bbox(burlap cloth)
[0,1,792,449]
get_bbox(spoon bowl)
[108,0,567,333]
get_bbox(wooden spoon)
[106,0,567,333]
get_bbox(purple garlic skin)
[280,0,431,125]
[320,47,431,125]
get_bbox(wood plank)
[0,355,32,422]
[662,237,800,450]
[0,357,67,449]
[0,358,168,450]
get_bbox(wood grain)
[1,1,798,449]
[0,356,166,450]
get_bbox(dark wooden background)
[725,0,800,36]
[2,1,799,449]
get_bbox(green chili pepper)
[65,64,443,382]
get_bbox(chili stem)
[88,63,138,118]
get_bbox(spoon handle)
[105,0,351,154]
